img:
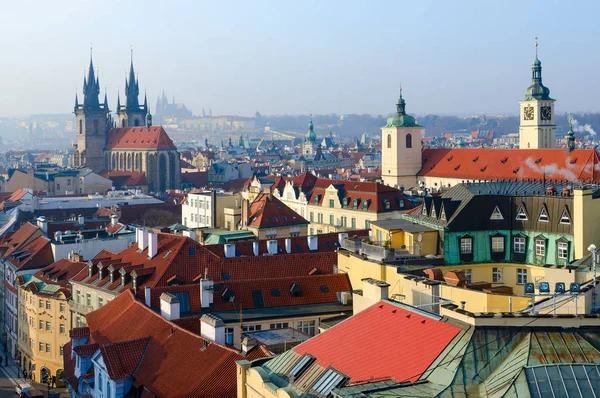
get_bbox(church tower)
[117,55,147,128]
[303,118,318,155]
[73,52,110,172]
[381,88,424,188]
[519,41,556,149]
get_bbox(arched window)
[122,119,126,128]
[406,133,412,148]
[79,120,83,134]
[387,134,392,148]
[134,119,140,127]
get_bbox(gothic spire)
[144,91,148,112]
[74,91,79,112]
[104,91,109,109]
[125,52,140,110]
[117,91,121,110]
[82,48,101,109]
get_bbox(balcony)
[340,238,422,262]
[68,299,95,315]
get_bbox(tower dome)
[305,118,317,143]
[525,57,552,100]
[384,88,419,128]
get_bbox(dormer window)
[353,199,359,209]
[490,206,504,220]
[515,206,528,221]
[559,209,571,225]
[383,200,391,210]
[538,207,550,223]
[363,200,370,210]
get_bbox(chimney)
[241,337,257,355]
[200,277,214,308]
[137,228,149,251]
[144,286,151,307]
[78,214,85,225]
[37,216,48,234]
[224,243,236,258]
[148,232,158,258]
[307,235,318,251]
[285,238,292,254]
[200,314,225,345]
[160,293,180,321]
[110,214,118,227]
[362,278,390,304]
[267,240,278,255]
[252,241,259,256]
[183,230,196,241]
[71,251,83,263]
[338,232,349,246]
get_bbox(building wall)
[3,171,49,194]
[17,289,71,382]
[69,283,115,328]
[518,99,556,149]
[381,125,423,188]
[51,236,134,263]
[573,188,600,259]
[444,230,574,266]
[248,224,306,240]
[306,204,404,235]
[182,191,240,229]
[238,363,295,398]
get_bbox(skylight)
[515,206,528,221]
[559,209,571,225]
[490,206,504,220]
[312,368,346,396]
[538,207,550,223]
[289,355,315,378]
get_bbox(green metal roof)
[383,91,420,128]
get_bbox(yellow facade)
[18,288,71,383]
[370,222,438,256]
[337,251,579,313]
[573,188,600,260]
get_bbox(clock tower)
[519,43,555,149]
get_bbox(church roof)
[419,148,600,182]
[105,126,176,150]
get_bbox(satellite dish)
[539,282,550,293]
[417,233,423,243]
[524,283,535,294]
[555,282,566,294]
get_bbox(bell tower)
[73,50,110,172]
[519,39,556,149]
[117,52,147,128]
[381,88,424,188]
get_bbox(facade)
[3,168,112,196]
[272,172,416,234]
[72,54,181,192]
[182,190,240,229]
[16,258,86,384]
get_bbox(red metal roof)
[105,126,176,150]
[293,301,461,383]
[420,148,600,182]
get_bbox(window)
[387,134,392,148]
[98,297,104,307]
[225,328,234,345]
[39,300,44,308]
[39,342,43,352]
[107,382,111,398]
[329,199,334,208]
[99,372,103,391]
[317,213,323,223]
[79,119,83,134]
[460,238,472,254]
[189,248,196,256]
[491,236,504,253]
[363,200,369,210]
[463,269,472,284]
[517,268,527,285]
[384,200,391,210]
[515,206,528,220]
[560,209,571,224]
[365,220,370,229]
[329,215,334,225]
[296,320,316,336]
[492,267,503,283]
[353,199,358,209]
[46,343,51,353]
[60,346,64,356]
[46,322,51,331]
[242,325,262,332]
[270,323,289,330]
[514,237,526,254]
[310,212,314,222]
[60,324,65,334]
[39,320,44,329]
[490,206,504,220]
[86,293,91,306]
[60,303,65,312]
[351,218,356,229]
[406,133,412,148]
[557,241,569,260]
[76,290,81,304]
[46,301,50,310]
[535,239,546,256]
[56,183,60,190]
[538,207,550,222]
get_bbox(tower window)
[79,120,83,134]
[387,134,391,148]
[135,119,140,127]
[406,133,412,148]
[92,119,98,134]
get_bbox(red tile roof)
[94,208,118,218]
[0,222,42,259]
[293,301,461,383]
[105,126,176,150]
[5,235,53,271]
[70,327,90,338]
[420,148,600,182]
[78,290,270,397]
[33,258,86,289]
[73,343,100,357]
[100,337,149,380]
[181,171,208,188]
[100,170,148,188]
[248,192,308,228]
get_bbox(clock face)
[541,106,552,121]
[524,106,534,121]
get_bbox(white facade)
[182,191,216,228]
[519,98,556,149]
[381,124,424,189]
[51,234,135,263]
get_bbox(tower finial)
[130,44,133,63]
[535,36,538,59]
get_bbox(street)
[0,353,69,398]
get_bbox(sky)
[0,0,599,117]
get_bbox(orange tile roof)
[0,222,42,259]
[77,290,270,397]
[33,258,86,288]
[420,148,600,182]
[248,192,308,228]
[5,235,53,271]
[105,126,176,150]
[100,337,150,380]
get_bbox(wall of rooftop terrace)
[445,230,574,266]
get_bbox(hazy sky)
[1,0,598,117]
